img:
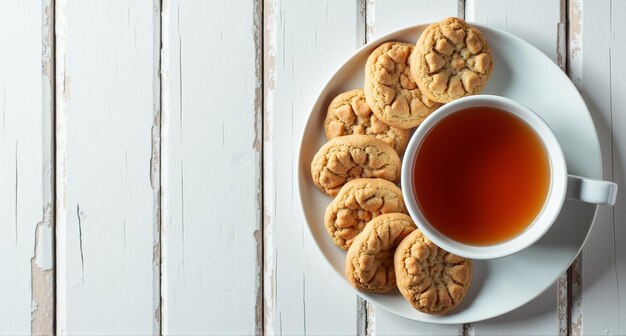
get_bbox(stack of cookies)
[310,17,491,315]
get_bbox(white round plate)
[297,23,601,324]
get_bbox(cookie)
[410,17,493,103]
[324,89,410,155]
[394,229,471,314]
[311,135,401,196]
[346,213,416,292]
[364,42,441,129]
[324,178,407,250]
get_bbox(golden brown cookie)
[364,42,441,129]
[311,135,401,196]
[394,229,472,314]
[325,178,407,249]
[410,17,493,103]
[324,89,410,155]
[346,213,416,292]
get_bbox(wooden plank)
[466,0,566,62]
[55,0,161,334]
[160,0,262,334]
[465,0,564,334]
[469,287,559,335]
[367,1,462,335]
[0,1,54,334]
[576,0,626,334]
[263,0,361,334]
[369,0,458,39]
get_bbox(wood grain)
[0,1,54,334]
[263,0,361,334]
[466,0,565,333]
[365,1,460,334]
[576,0,626,334]
[55,0,161,333]
[160,0,262,334]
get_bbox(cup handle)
[566,175,618,205]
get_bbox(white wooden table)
[1,0,624,335]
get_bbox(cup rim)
[401,94,568,259]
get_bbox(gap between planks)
[359,0,371,332]
[254,0,265,334]
[557,1,571,335]
[31,0,56,334]
[262,0,275,334]
[154,0,164,333]
[567,0,583,335]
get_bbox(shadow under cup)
[401,95,568,260]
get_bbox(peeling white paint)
[366,302,376,336]
[160,0,171,333]
[569,0,583,88]
[151,1,163,334]
[557,273,569,336]
[571,258,583,336]
[55,2,69,333]
[263,0,278,333]
[33,218,53,271]
[31,220,54,335]
[365,0,376,43]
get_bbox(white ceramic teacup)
[401,95,618,260]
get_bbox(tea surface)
[414,106,550,245]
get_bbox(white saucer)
[297,24,601,323]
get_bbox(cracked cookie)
[346,213,416,292]
[410,17,493,103]
[364,42,441,129]
[311,135,401,196]
[394,229,472,314]
[325,178,406,249]
[325,89,410,155]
